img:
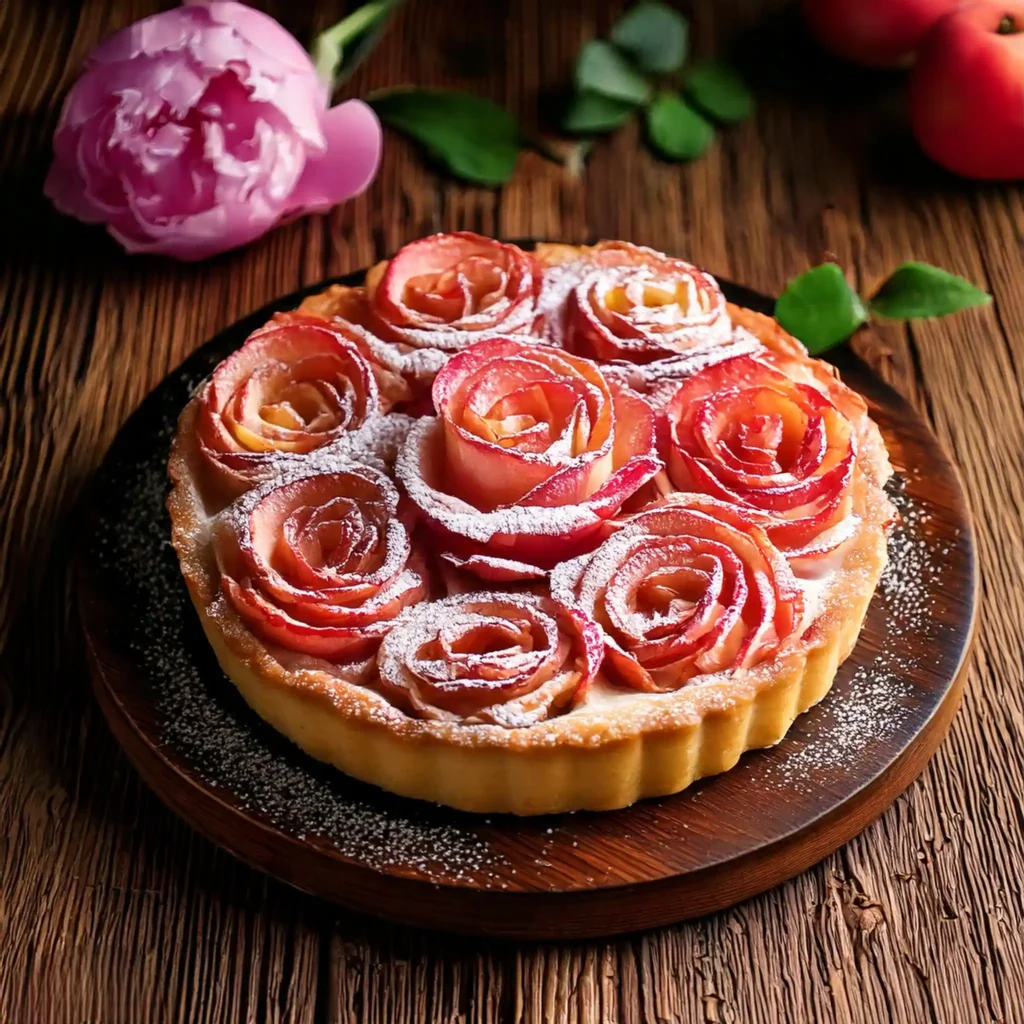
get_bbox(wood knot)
[832,875,886,952]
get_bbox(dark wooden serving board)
[76,273,976,940]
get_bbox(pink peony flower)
[44,1,382,260]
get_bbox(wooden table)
[2,1,1022,1021]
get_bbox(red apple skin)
[803,0,960,67]
[910,3,1024,179]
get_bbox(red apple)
[803,0,960,67]
[910,3,1024,178]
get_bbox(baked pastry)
[168,234,894,814]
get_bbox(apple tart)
[168,233,894,815]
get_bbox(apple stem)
[998,14,1019,33]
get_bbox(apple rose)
[396,337,662,579]
[551,495,804,691]
[539,241,732,363]
[376,592,602,725]
[660,354,858,573]
[364,232,541,350]
[272,311,412,410]
[726,303,885,464]
[213,465,426,670]
[194,316,399,502]
[297,233,543,396]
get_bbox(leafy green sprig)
[565,2,754,162]
[775,262,991,354]
[313,1,753,186]
[312,1,522,186]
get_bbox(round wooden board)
[76,267,977,941]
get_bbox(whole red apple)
[910,3,1024,178]
[803,0,960,67]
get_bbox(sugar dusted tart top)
[167,233,894,814]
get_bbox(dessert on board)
[168,233,894,815]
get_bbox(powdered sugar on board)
[752,474,953,793]
[89,348,503,885]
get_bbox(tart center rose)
[376,592,602,725]
[195,316,401,502]
[661,354,858,574]
[396,336,661,579]
[552,495,805,691]
[213,464,426,670]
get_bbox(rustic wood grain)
[1,0,1021,1020]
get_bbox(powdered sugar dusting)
[879,479,938,633]
[755,474,951,791]
[218,415,413,536]
[218,410,415,498]
[535,258,592,349]
[600,328,764,404]
[758,656,913,793]
[349,320,450,380]
[85,244,968,889]
[90,349,502,884]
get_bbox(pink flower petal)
[87,9,199,67]
[285,100,381,215]
[44,159,105,223]
[193,1,325,79]
[45,3,380,259]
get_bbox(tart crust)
[167,293,893,815]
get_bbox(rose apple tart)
[168,233,894,815]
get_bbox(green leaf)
[644,91,714,161]
[368,89,522,186]
[869,261,991,320]
[562,91,635,133]
[575,40,651,105]
[610,1,689,74]
[312,0,402,91]
[775,264,868,353]
[684,60,754,124]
